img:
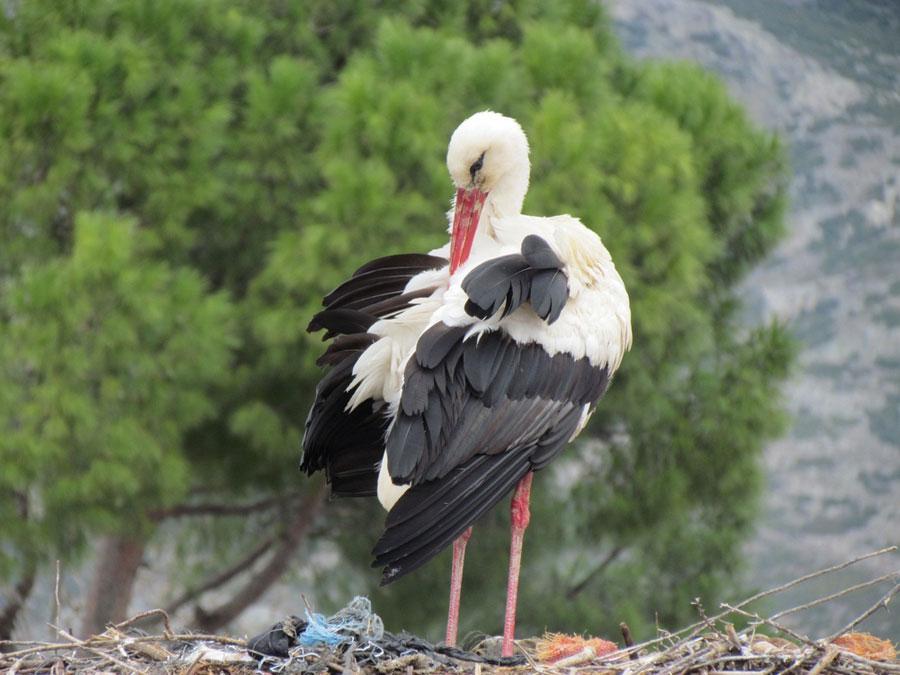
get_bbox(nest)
[2,547,897,674]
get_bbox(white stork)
[302,111,631,657]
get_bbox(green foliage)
[0,0,791,640]
[623,62,787,287]
[0,213,234,576]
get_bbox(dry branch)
[827,581,900,641]
[164,534,277,616]
[192,484,328,632]
[149,492,303,521]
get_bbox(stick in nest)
[606,546,898,661]
[826,581,900,641]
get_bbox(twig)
[53,625,148,675]
[780,648,816,675]
[733,546,896,609]
[725,623,742,652]
[807,646,839,675]
[770,570,899,622]
[0,643,76,661]
[0,639,60,649]
[183,649,205,675]
[153,632,246,647]
[722,604,817,647]
[696,654,784,668]
[1,629,246,663]
[113,608,173,637]
[652,641,727,675]
[836,649,900,673]
[553,645,597,668]
[53,560,61,641]
[604,546,897,661]
[8,654,26,675]
[114,631,173,662]
[826,580,900,640]
[620,622,639,660]
[514,640,544,672]
[301,592,314,616]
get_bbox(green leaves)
[0,214,235,573]
[627,61,788,285]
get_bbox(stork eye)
[469,152,485,178]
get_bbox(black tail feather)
[372,450,533,585]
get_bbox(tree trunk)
[79,535,147,637]
[193,485,327,632]
[0,562,36,644]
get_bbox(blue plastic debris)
[298,596,384,648]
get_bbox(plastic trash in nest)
[299,596,385,648]
[247,596,384,658]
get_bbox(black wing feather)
[461,234,568,324]
[352,253,447,277]
[316,333,379,367]
[301,252,447,498]
[307,308,376,338]
[375,325,610,582]
[415,323,468,369]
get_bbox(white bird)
[302,111,632,657]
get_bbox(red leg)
[445,526,473,647]
[502,471,533,657]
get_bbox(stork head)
[446,111,530,272]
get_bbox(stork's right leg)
[445,526,473,647]
[502,472,533,657]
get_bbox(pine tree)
[0,0,791,639]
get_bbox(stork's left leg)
[445,526,473,647]
[502,471,533,658]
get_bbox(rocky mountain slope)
[609,0,899,639]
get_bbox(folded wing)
[301,253,447,497]
[461,234,568,324]
[373,323,610,583]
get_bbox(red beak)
[450,187,488,273]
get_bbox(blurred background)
[609,0,899,640]
[1,0,896,646]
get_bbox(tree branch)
[164,534,277,616]
[150,493,299,521]
[565,545,625,599]
[192,485,328,632]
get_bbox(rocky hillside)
[609,0,899,639]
